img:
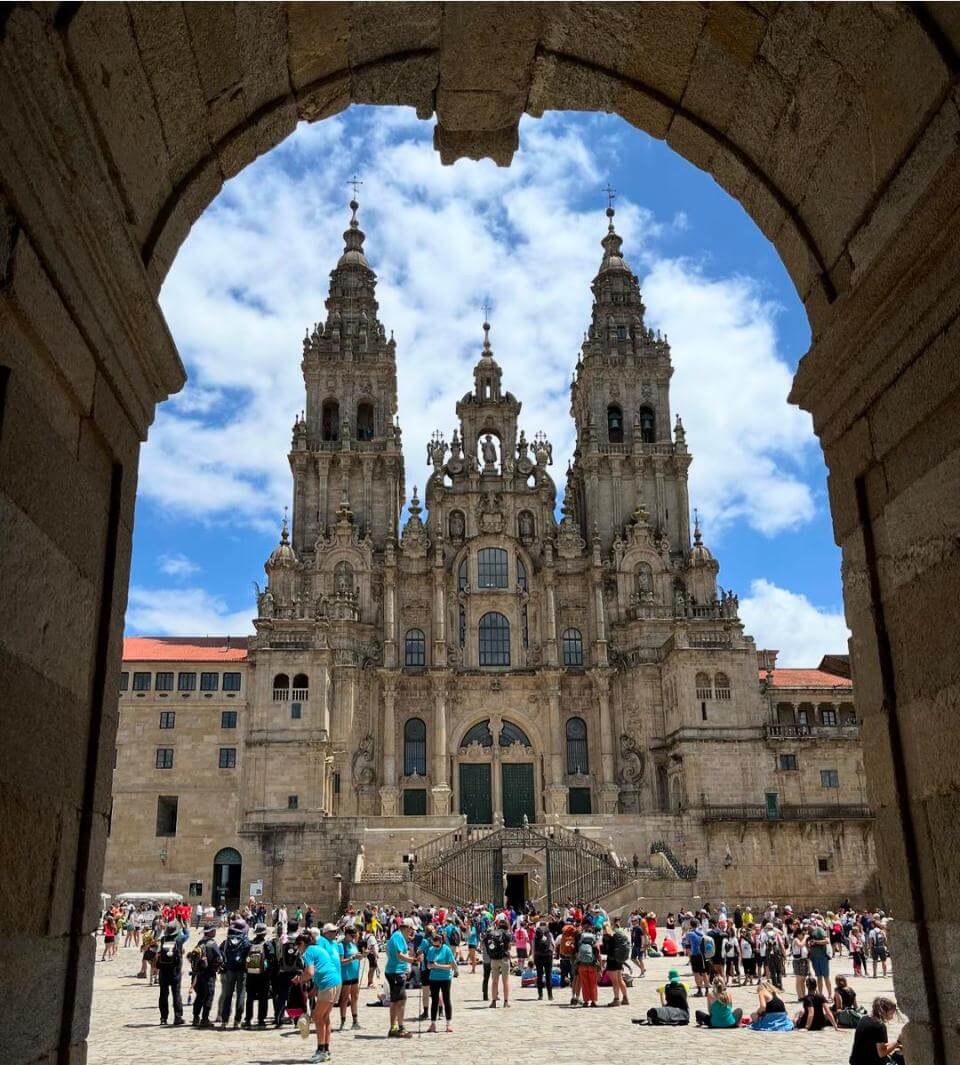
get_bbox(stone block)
[288,2,351,92]
[665,114,717,179]
[0,933,69,1064]
[436,88,526,132]
[352,53,439,114]
[433,124,518,167]
[770,211,820,305]
[65,4,175,245]
[183,3,248,148]
[439,2,541,94]
[348,2,442,66]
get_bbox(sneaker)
[589,1001,597,1008]
[338,1019,346,1031]
[445,1025,454,1033]
[297,1015,311,1039]
[395,1027,413,1039]
[418,1010,429,1021]
[242,1021,252,1029]
[351,1020,361,1030]
[427,1023,437,1033]
[503,1002,510,1008]
[173,1017,186,1026]
[489,1000,497,1008]
[159,1019,168,1025]
[308,1052,327,1064]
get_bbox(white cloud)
[125,586,254,636]
[148,108,819,544]
[157,553,201,579]
[739,578,849,668]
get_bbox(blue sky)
[127,106,848,665]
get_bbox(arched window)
[321,399,340,441]
[669,774,684,812]
[695,672,712,699]
[656,765,669,812]
[566,716,589,774]
[714,673,731,700]
[562,628,584,667]
[478,612,510,666]
[462,720,494,747]
[292,673,309,698]
[458,557,468,592]
[477,547,508,588]
[356,400,374,441]
[638,406,656,444]
[517,557,528,592]
[403,717,427,776]
[404,628,426,668]
[607,404,624,444]
[499,720,531,747]
[448,510,465,540]
[273,673,290,700]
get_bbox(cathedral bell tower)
[289,195,404,556]
[569,199,692,556]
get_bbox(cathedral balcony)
[702,803,874,823]
[765,722,860,740]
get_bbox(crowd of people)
[98,896,900,1065]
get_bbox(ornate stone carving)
[351,733,376,786]
[618,733,645,788]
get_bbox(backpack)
[278,939,300,973]
[156,939,181,969]
[577,932,597,966]
[559,929,577,958]
[485,930,506,961]
[611,930,630,964]
[246,943,266,974]
[224,934,247,972]
[447,926,461,948]
[534,928,553,955]
[701,935,716,959]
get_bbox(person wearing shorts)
[337,927,361,1030]
[384,918,417,1038]
[299,925,342,1064]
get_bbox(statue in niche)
[448,510,465,540]
[481,434,498,467]
[518,510,534,541]
[335,561,354,595]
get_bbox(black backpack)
[224,934,247,972]
[534,928,552,955]
[156,938,181,969]
[485,930,506,960]
[447,926,461,948]
[611,930,630,964]
[278,939,300,973]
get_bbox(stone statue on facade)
[481,434,498,468]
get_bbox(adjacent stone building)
[105,202,877,914]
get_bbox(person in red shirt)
[101,916,117,962]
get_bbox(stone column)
[544,676,566,816]
[383,545,398,668]
[591,669,619,813]
[379,672,399,815]
[676,466,691,552]
[430,673,451,814]
[544,568,559,666]
[432,551,446,665]
[653,457,666,529]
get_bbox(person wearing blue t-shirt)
[336,927,362,1031]
[297,925,342,1064]
[425,933,457,1032]
[683,924,709,997]
[384,918,417,1038]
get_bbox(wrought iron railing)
[650,840,698,880]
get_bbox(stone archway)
[2,6,959,1063]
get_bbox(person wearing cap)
[336,926,362,1030]
[384,917,417,1038]
[156,919,190,1026]
[484,915,514,1008]
[296,924,342,1063]
[191,924,222,1028]
[218,919,251,1028]
[242,923,271,1028]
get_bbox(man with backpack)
[155,919,190,1025]
[271,920,302,1025]
[190,924,222,1027]
[558,920,578,999]
[218,919,250,1029]
[532,919,555,1001]
[242,923,271,1028]
[484,915,514,1008]
[683,921,709,997]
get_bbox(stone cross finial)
[348,173,363,198]
[603,181,616,210]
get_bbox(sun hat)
[668,969,679,981]
[322,922,337,934]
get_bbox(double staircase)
[410,822,656,909]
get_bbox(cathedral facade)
[105,201,877,913]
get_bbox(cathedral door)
[501,763,535,826]
[459,763,492,825]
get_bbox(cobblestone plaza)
[89,942,898,1065]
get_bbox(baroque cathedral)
[106,197,877,913]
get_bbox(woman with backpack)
[532,919,555,1000]
[575,918,601,1007]
[602,921,631,1006]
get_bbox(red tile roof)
[760,668,853,690]
[123,636,249,662]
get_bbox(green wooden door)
[502,763,535,826]
[459,763,493,824]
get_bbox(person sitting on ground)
[834,975,865,1028]
[795,975,839,1031]
[695,977,742,1028]
[638,968,689,1025]
[850,998,901,1065]
[749,978,794,1031]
